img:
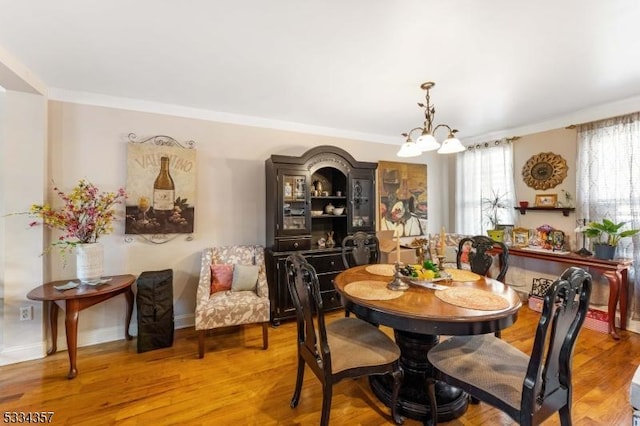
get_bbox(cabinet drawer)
[317,272,339,292]
[276,238,311,251]
[308,253,343,273]
[321,290,342,310]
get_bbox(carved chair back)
[522,266,592,423]
[457,235,509,282]
[341,232,379,268]
[427,267,592,425]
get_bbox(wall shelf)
[514,206,575,216]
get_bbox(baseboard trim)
[0,342,45,366]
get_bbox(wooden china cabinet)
[265,146,377,325]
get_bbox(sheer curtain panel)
[576,112,640,318]
[455,141,516,235]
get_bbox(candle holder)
[387,262,410,291]
[436,255,446,271]
[575,218,592,257]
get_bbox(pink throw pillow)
[210,264,234,294]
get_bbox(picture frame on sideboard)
[496,224,514,245]
[513,227,530,247]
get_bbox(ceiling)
[1,0,640,145]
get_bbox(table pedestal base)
[370,330,468,422]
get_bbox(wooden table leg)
[124,286,134,340]
[604,270,621,340]
[64,299,80,379]
[47,301,59,355]
[620,269,629,330]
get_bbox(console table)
[501,247,632,339]
[27,275,135,378]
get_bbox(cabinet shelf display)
[265,145,377,324]
[283,176,306,201]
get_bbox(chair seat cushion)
[196,290,269,329]
[427,334,529,411]
[326,317,400,374]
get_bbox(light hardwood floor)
[1,306,639,425]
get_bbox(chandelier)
[397,81,466,157]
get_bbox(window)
[576,112,640,315]
[455,141,516,235]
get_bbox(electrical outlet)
[20,306,33,321]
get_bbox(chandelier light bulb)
[437,136,466,154]
[397,140,421,157]
[415,133,440,152]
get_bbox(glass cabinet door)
[279,171,309,234]
[349,174,374,231]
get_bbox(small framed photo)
[513,227,530,247]
[496,224,514,245]
[535,193,558,207]
[496,224,514,233]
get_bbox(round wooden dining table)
[334,265,522,422]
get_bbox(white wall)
[513,127,578,244]
[3,45,631,364]
[0,90,621,363]
[0,101,445,360]
[0,90,47,365]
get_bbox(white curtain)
[455,141,516,235]
[576,112,640,318]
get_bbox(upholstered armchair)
[195,245,270,358]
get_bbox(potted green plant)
[482,190,509,241]
[583,218,639,260]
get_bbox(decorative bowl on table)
[332,207,345,215]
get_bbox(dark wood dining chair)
[456,235,509,282]
[427,267,592,425]
[341,231,380,268]
[340,232,380,317]
[285,253,404,426]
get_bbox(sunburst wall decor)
[521,152,568,190]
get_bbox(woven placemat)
[365,264,396,277]
[435,287,510,311]
[443,268,482,281]
[344,280,404,300]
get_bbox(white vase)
[76,243,104,283]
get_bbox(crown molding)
[463,94,640,145]
[47,88,398,145]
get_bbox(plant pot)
[487,229,505,242]
[76,243,104,283]
[593,244,616,260]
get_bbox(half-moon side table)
[27,274,136,379]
